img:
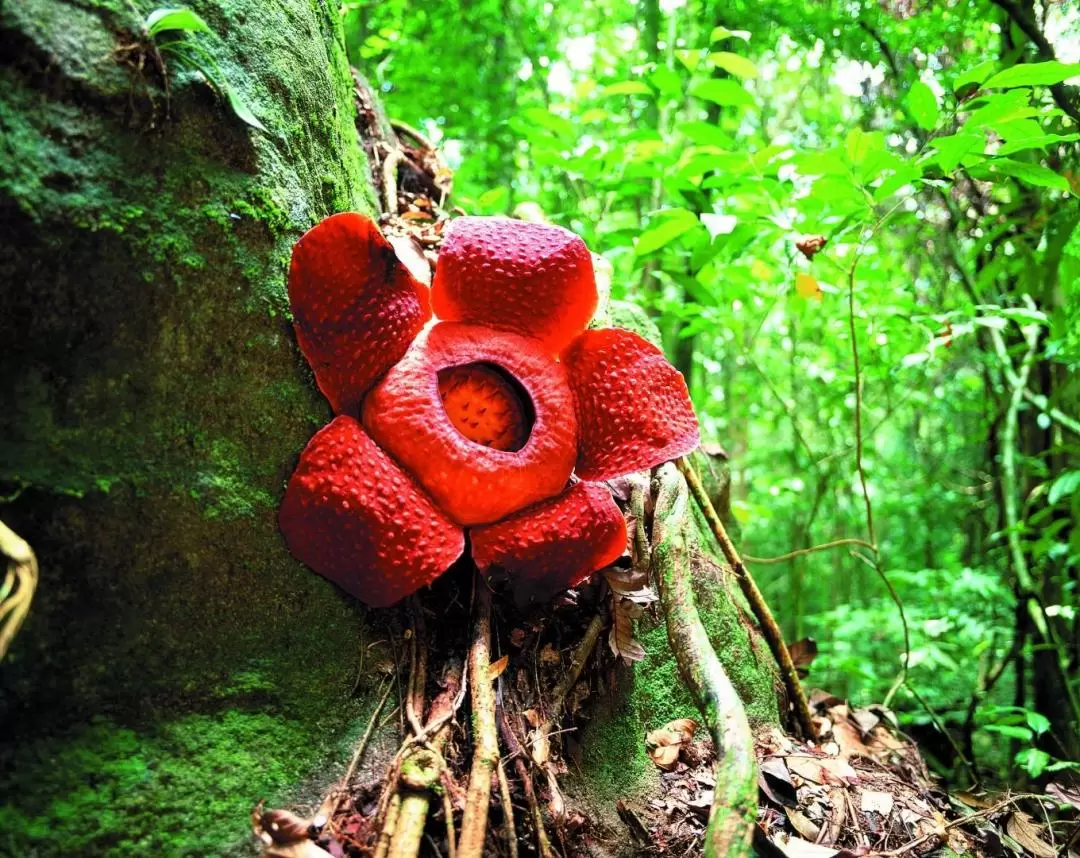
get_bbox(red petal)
[563,328,699,480]
[471,482,626,600]
[288,213,431,414]
[279,416,464,607]
[432,217,597,353]
[363,322,577,526]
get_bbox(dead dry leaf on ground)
[609,597,646,664]
[489,654,509,680]
[646,718,698,771]
[1006,811,1057,858]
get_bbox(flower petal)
[363,322,577,526]
[471,482,627,601]
[279,416,464,607]
[432,216,597,353]
[564,328,699,480]
[288,213,431,415]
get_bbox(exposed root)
[496,758,519,858]
[0,520,37,661]
[653,464,758,858]
[676,456,816,740]
[458,575,500,858]
[498,704,557,858]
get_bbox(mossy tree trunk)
[0,3,782,855]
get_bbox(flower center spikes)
[438,363,530,452]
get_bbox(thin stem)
[676,457,816,739]
[744,538,877,565]
[458,575,499,858]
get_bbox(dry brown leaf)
[860,790,894,817]
[786,755,858,786]
[649,743,681,770]
[609,597,646,664]
[509,628,527,647]
[760,757,798,807]
[830,718,869,760]
[785,807,822,841]
[1048,778,1080,811]
[851,708,881,735]
[386,233,432,287]
[489,654,509,680]
[771,833,845,858]
[1006,812,1057,858]
[789,638,818,676]
[646,718,697,770]
[529,728,551,766]
[602,566,653,600]
[539,644,561,665]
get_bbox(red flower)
[279,213,699,607]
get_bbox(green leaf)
[708,51,758,79]
[635,208,700,256]
[954,60,998,91]
[691,78,753,108]
[1049,471,1080,505]
[225,86,266,132]
[905,81,940,130]
[602,81,653,97]
[521,107,575,141]
[985,724,1033,741]
[710,26,751,42]
[845,128,885,167]
[928,133,984,173]
[675,50,702,72]
[984,61,1080,89]
[1025,711,1051,736]
[997,133,1080,156]
[1016,748,1051,778]
[146,7,212,36]
[973,159,1070,192]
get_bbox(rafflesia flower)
[279,213,699,607]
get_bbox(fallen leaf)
[609,597,646,664]
[795,272,823,301]
[771,833,847,858]
[509,628,527,647]
[539,644,561,665]
[785,807,822,841]
[489,654,509,680]
[759,757,798,807]
[646,718,698,770]
[1006,812,1057,858]
[602,566,651,597]
[861,790,894,816]
[851,708,881,735]
[1047,777,1080,811]
[789,638,818,676]
[830,719,868,760]
[649,743,681,770]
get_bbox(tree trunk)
[0,2,781,855]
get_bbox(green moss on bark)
[0,1,384,855]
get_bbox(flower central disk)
[438,363,530,452]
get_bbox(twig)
[744,538,877,565]
[382,147,404,215]
[339,680,394,802]
[498,705,556,858]
[877,793,1049,856]
[653,464,757,858]
[0,520,38,661]
[676,457,816,739]
[496,759,519,858]
[1023,388,1080,436]
[458,574,499,858]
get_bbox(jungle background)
[343,0,1080,782]
[1,0,1079,854]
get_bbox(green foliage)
[145,6,267,131]
[347,0,1080,788]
